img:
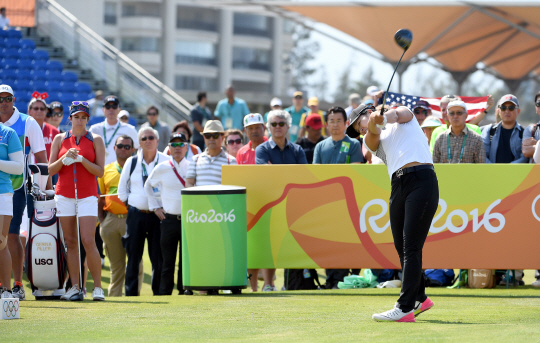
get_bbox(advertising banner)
[223,165,540,269]
[181,186,247,288]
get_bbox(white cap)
[243,113,264,127]
[366,85,379,96]
[447,100,467,112]
[270,97,282,107]
[117,110,130,119]
[0,84,14,96]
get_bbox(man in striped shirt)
[186,120,236,187]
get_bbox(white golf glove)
[62,155,83,166]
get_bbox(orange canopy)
[0,0,35,27]
[280,2,540,81]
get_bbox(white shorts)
[0,193,13,216]
[55,195,98,217]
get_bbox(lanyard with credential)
[141,155,159,177]
[447,128,468,163]
[103,123,121,148]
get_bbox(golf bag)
[25,164,67,300]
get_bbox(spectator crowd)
[1,73,540,300]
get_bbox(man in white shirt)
[0,84,47,300]
[89,95,139,165]
[144,133,189,295]
[0,8,10,29]
[118,126,168,296]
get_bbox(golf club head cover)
[34,163,49,191]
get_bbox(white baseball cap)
[243,113,264,127]
[0,84,14,96]
[366,85,379,96]
[117,110,130,119]
[270,97,282,107]
[447,100,467,112]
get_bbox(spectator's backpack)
[284,269,321,290]
[324,269,352,289]
[468,269,496,289]
[424,269,455,287]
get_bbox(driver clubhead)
[395,29,412,51]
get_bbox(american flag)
[381,92,489,122]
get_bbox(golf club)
[73,162,84,300]
[378,28,413,116]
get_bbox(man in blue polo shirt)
[255,110,306,292]
[255,110,307,165]
[214,86,250,130]
[313,106,364,165]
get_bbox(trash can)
[181,185,247,294]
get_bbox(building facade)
[57,0,294,110]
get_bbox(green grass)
[5,253,540,342]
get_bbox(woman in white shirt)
[347,104,439,323]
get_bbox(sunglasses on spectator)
[0,96,14,103]
[147,112,158,116]
[116,144,132,150]
[169,142,187,148]
[104,104,118,109]
[72,101,89,106]
[31,107,47,111]
[499,105,516,111]
[204,133,222,139]
[227,139,242,145]
[535,102,540,108]
[270,122,286,127]
[448,111,466,116]
[47,111,63,118]
[414,109,428,115]
[141,136,155,141]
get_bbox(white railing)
[35,0,193,126]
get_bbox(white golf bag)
[25,164,67,300]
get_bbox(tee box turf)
[2,298,20,320]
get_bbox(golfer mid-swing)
[347,104,439,322]
[49,102,106,301]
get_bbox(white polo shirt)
[144,156,189,215]
[117,151,168,211]
[90,119,139,165]
[365,107,433,178]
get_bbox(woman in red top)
[49,102,105,301]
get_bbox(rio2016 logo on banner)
[223,164,540,270]
[186,209,236,223]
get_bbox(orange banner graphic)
[222,164,540,269]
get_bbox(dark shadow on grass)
[419,319,487,325]
[217,291,540,299]
[22,305,79,309]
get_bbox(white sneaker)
[271,286,279,291]
[532,279,540,288]
[373,305,415,322]
[262,285,274,292]
[92,287,105,301]
[1,288,13,298]
[11,284,25,300]
[61,285,83,301]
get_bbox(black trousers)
[159,214,183,295]
[389,168,439,313]
[125,206,162,296]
